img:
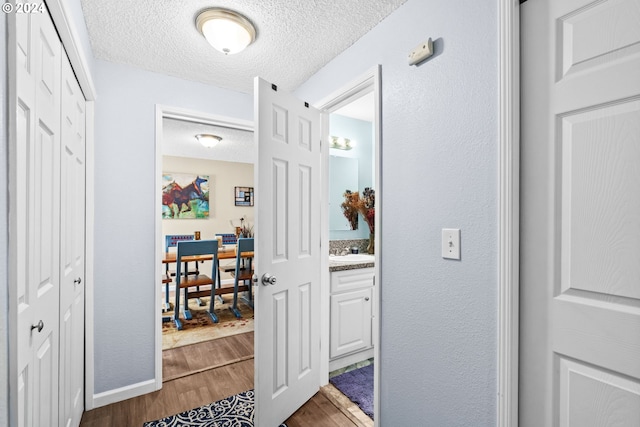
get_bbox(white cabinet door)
[330,288,373,359]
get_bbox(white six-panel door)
[14,8,86,427]
[15,10,62,426]
[59,57,86,427]
[254,77,322,426]
[520,0,640,425]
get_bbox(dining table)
[161,246,254,322]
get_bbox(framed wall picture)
[162,173,210,219]
[235,186,254,206]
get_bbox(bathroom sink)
[330,254,375,263]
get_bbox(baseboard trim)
[91,379,158,409]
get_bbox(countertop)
[328,258,375,272]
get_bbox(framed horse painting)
[162,173,210,219]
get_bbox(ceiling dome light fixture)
[196,8,256,55]
[196,133,222,148]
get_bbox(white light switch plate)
[442,228,461,260]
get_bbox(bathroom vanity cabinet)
[329,266,374,371]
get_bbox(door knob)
[74,277,82,284]
[365,297,370,301]
[31,320,44,333]
[252,274,258,285]
[261,273,277,286]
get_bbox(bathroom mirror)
[329,155,358,231]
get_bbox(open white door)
[520,0,640,425]
[254,77,322,426]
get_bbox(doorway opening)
[154,106,254,383]
[317,65,382,424]
[160,117,255,352]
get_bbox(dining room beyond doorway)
[160,117,256,352]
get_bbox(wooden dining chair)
[165,234,211,306]
[173,240,219,330]
[161,272,173,323]
[164,234,194,277]
[229,237,254,318]
[215,232,238,278]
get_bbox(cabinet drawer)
[330,288,373,359]
[330,267,374,293]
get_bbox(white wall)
[0,13,9,426]
[92,59,252,394]
[297,0,499,425]
[162,156,254,240]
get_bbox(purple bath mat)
[329,364,374,419]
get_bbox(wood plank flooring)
[80,332,362,427]
[163,331,254,381]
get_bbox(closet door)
[15,10,62,426]
[59,57,86,427]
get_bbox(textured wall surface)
[92,59,252,393]
[297,0,499,425]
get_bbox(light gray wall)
[92,59,252,393]
[1,13,9,426]
[297,0,499,425]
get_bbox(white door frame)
[498,1,520,426]
[314,64,382,422]
[153,105,253,386]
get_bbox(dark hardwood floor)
[80,332,359,427]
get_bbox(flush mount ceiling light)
[195,133,222,148]
[196,8,256,55]
[330,136,354,150]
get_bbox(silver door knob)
[261,273,277,286]
[74,277,82,284]
[365,297,370,301]
[31,320,44,333]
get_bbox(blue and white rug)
[143,389,287,427]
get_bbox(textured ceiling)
[162,118,255,163]
[81,0,407,93]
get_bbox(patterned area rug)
[162,294,254,350]
[143,390,287,427]
[330,364,374,420]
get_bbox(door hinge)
[271,83,277,91]
[304,101,309,108]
